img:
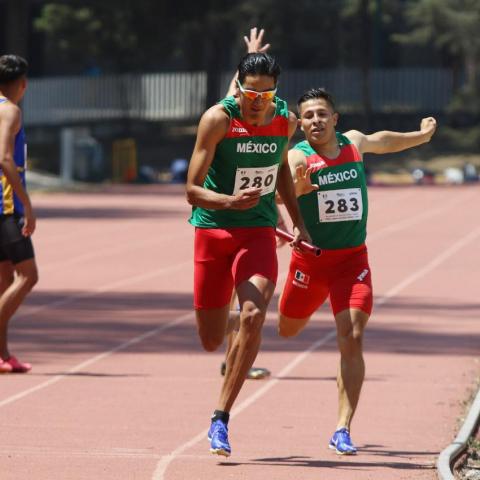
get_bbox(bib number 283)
[318,188,363,222]
[233,165,278,196]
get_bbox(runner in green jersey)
[216,29,287,383]
[186,45,309,457]
[279,87,437,455]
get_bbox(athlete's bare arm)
[0,103,35,235]
[345,117,437,155]
[276,112,311,244]
[185,104,262,210]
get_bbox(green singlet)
[189,96,289,228]
[295,132,368,249]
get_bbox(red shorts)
[194,227,278,309]
[279,244,373,318]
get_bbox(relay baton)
[275,228,321,257]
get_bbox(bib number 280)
[233,165,278,196]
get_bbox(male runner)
[279,87,437,454]
[217,28,280,382]
[0,55,39,373]
[186,49,309,457]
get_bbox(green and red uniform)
[280,133,373,318]
[191,96,289,309]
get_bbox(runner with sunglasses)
[186,40,310,457]
[216,29,288,383]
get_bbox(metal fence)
[23,68,455,126]
[279,68,454,113]
[23,72,207,125]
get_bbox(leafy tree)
[34,2,137,74]
[395,0,480,114]
[33,0,348,74]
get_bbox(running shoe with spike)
[220,362,271,380]
[2,355,31,373]
[328,427,357,455]
[208,419,231,457]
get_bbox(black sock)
[211,410,230,425]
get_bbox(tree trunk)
[464,54,477,93]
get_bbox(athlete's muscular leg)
[217,275,274,412]
[224,291,240,344]
[278,312,310,337]
[334,308,369,431]
[0,261,15,357]
[223,309,242,380]
[277,283,326,337]
[277,252,328,337]
[0,258,38,358]
[0,261,15,295]
[196,304,231,352]
[223,295,241,374]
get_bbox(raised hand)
[244,27,271,54]
[420,117,437,139]
[294,165,319,196]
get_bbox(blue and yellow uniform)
[0,96,27,216]
[0,96,34,263]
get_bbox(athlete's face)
[237,74,276,123]
[298,98,338,145]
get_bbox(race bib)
[317,188,363,222]
[233,165,278,196]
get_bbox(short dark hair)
[237,53,281,85]
[297,88,336,113]
[0,55,28,85]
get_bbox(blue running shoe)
[328,427,357,455]
[208,419,231,457]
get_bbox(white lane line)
[40,230,191,272]
[0,312,194,409]
[152,223,480,480]
[0,446,162,459]
[35,214,181,246]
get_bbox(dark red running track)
[0,184,478,480]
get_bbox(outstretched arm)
[346,117,437,155]
[226,27,271,97]
[0,104,36,235]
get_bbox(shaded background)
[0,0,479,183]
